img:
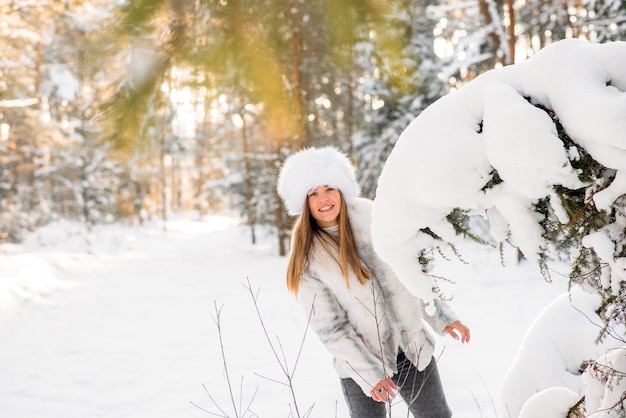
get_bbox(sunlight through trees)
[1,0,624,247]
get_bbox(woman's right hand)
[370,377,399,402]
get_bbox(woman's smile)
[308,185,341,228]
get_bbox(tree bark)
[506,0,516,65]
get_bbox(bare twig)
[571,303,626,344]
[189,383,229,417]
[244,277,315,418]
[253,372,290,387]
[370,282,393,417]
[475,371,498,416]
[239,376,260,417]
[212,301,240,417]
[189,400,224,417]
[404,345,431,408]
[192,302,258,417]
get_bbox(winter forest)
[1,0,624,249]
[1,0,626,417]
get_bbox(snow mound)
[501,286,625,417]
[21,219,144,259]
[0,253,68,311]
[518,387,579,418]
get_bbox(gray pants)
[340,352,452,418]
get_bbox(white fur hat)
[277,146,360,216]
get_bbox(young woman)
[277,146,470,417]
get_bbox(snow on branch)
[372,38,626,318]
[371,37,626,418]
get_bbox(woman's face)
[307,185,341,228]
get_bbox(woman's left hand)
[444,320,470,343]
[370,377,399,403]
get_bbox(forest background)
[1,0,625,253]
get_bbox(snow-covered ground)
[0,216,618,417]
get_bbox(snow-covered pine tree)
[371,39,626,416]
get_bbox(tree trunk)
[241,113,256,245]
[347,70,355,160]
[275,189,288,257]
[506,0,515,65]
[160,139,168,231]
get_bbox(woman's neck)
[322,224,339,242]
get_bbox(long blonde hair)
[286,193,371,294]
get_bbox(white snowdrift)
[501,286,625,417]
[518,387,579,418]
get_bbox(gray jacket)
[296,198,458,395]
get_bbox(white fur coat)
[296,198,458,395]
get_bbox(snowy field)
[3,214,607,418]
